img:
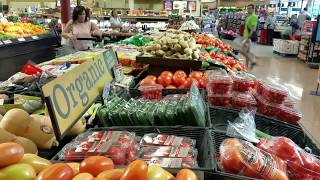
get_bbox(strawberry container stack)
[254,80,302,124]
[206,69,233,107]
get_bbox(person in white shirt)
[109,10,122,30]
[265,12,276,45]
[298,8,310,30]
[0,13,8,23]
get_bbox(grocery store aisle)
[249,55,320,146]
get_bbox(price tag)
[0,99,4,105]
[102,83,111,104]
[3,40,12,44]
[113,64,123,82]
[31,36,39,40]
[18,37,26,42]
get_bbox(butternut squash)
[0,108,32,136]
[0,128,38,154]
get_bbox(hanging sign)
[42,49,116,140]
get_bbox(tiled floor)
[248,43,320,146]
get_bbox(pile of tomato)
[140,70,208,89]
[209,52,246,72]
[194,33,233,52]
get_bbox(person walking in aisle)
[298,8,310,30]
[241,4,258,69]
[265,11,276,45]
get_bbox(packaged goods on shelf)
[144,157,199,168]
[231,72,255,92]
[206,69,233,94]
[140,133,196,148]
[208,91,232,107]
[139,146,198,159]
[256,80,288,104]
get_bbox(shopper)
[281,23,299,40]
[62,6,102,51]
[297,8,310,30]
[241,4,258,69]
[110,10,122,30]
[265,12,276,45]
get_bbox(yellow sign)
[42,50,114,139]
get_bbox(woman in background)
[281,23,299,40]
[62,6,102,51]
[110,10,122,30]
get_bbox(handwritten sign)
[42,50,116,140]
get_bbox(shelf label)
[42,50,115,140]
[18,38,26,42]
[3,40,12,44]
[31,36,39,40]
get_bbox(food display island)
[0,28,319,180]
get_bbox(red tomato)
[120,160,148,180]
[0,143,24,168]
[185,77,200,88]
[174,70,187,79]
[166,85,177,89]
[108,146,126,165]
[242,166,259,178]
[198,76,208,88]
[172,74,186,87]
[140,78,156,86]
[272,137,296,161]
[189,71,203,81]
[96,169,124,180]
[160,71,173,78]
[36,163,73,180]
[79,156,114,177]
[144,75,157,81]
[176,169,197,180]
[221,149,243,174]
[157,75,172,87]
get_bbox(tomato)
[140,78,156,86]
[222,139,242,149]
[242,166,259,178]
[221,149,243,174]
[160,71,173,78]
[108,146,126,165]
[0,143,24,168]
[79,156,114,177]
[176,169,197,180]
[96,169,124,180]
[174,70,187,79]
[189,71,203,81]
[120,160,148,180]
[198,76,208,88]
[36,163,73,180]
[272,137,296,161]
[157,75,172,87]
[72,173,94,180]
[166,85,177,89]
[67,163,80,176]
[272,169,289,180]
[185,77,200,88]
[145,75,157,81]
[172,74,186,87]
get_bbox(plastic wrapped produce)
[208,93,232,107]
[218,138,289,180]
[275,105,301,124]
[254,92,279,117]
[140,133,196,148]
[139,84,163,100]
[257,81,288,104]
[257,137,320,179]
[145,157,199,169]
[231,72,255,92]
[139,146,198,159]
[206,69,233,94]
[232,92,257,109]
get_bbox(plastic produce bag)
[144,157,199,169]
[139,146,198,159]
[226,108,260,143]
[226,109,320,179]
[218,138,289,180]
[187,84,206,127]
[140,133,196,148]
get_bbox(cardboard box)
[273,39,299,55]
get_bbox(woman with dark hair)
[110,10,122,30]
[62,6,102,51]
[281,23,299,40]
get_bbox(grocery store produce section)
[0,28,319,180]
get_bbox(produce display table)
[0,29,319,180]
[0,33,58,81]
